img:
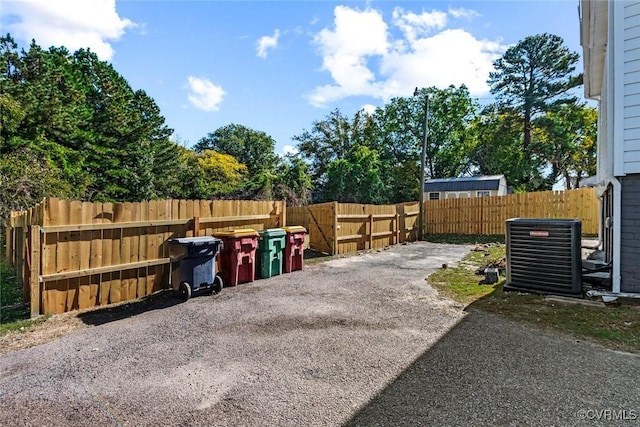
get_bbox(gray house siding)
[582,0,640,294]
[619,2,640,293]
[623,1,640,175]
[620,174,640,292]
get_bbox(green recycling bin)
[257,228,286,279]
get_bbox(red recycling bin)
[283,226,306,273]
[214,229,259,286]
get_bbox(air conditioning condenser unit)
[505,218,582,296]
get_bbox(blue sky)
[1,0,584,155]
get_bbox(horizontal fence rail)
[285,188,598,255]
[7,188,598,316]
[424,188,599,236]
[287,201,419,255]
[7,198,285,316]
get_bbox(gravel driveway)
[1,241,639,426]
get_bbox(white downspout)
[610,0,623,294]
[610,177,622,293]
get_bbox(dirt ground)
[0,311,88,356]
[1,241,639,426]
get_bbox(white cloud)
[392,7,448,42]
[379,29,503,99]
[0,0,136,60]
[283,145,299,155]
[309,6,389,106]
[257,29,280,59]
[360,104,377,115]
[187,76,226,112]
[308,6,505,107]
[448,7,481,20]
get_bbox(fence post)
[369,214,374,249]
[395,213,400,245]
[16,227,25,289]
[332,202,338,255]
[193,216,200,236]
[29,225,41,318]
[5,219,12,264]
[280,200,286,228]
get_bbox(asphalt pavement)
[0,241,638,426]
[347,310,640,427]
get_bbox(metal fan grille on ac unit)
[505,218,582,295]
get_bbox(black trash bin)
[168,236,224,300]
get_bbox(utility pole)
[414,87,428,241]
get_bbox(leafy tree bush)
[0,148,78,221]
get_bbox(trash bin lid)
[259,228,286,237]
[283,226,306,234]
[168,236,221,245]
[214,229,259,238]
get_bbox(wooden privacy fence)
[6,198,285,316]
[424,187,599,235]
[287,202,420,255]
[286,187,599,255]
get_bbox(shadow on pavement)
[345,310,640,426]
[77,290,183,326]
[77,250,328,327]
[303,248,331,260]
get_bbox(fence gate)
[306,203,335,255]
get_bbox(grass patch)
[0,313,49,334]
[0,257,46,333]
[430,264,494,304]
[430,242,505,304]
[1,259,22,308]
[429,242,640,354]
[471,286,640,354]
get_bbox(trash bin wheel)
[178,281,192,300]
[212,274,224,294]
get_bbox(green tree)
[274,155,313,206]
[322,144,385,203]
[370,97,421,202]
[412,85,478,179]
[0,148,76,221]
[0,36,178,202]
[197,150,248,198]
[195,124,279,198]
[488,33,582,177]
[1,40,93,192]
[0,92,26,150]
[469,108,550,192]
[293,109,374,186]
[172,147,208,200]
[128,90,181,200]
[369,85,478,202]
[534,103,597,189]
[195,124,278,175]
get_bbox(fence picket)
[7,190,598,315]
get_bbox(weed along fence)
[423,187,599,235]
[6,198,285,316]
[286,202,420,255]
